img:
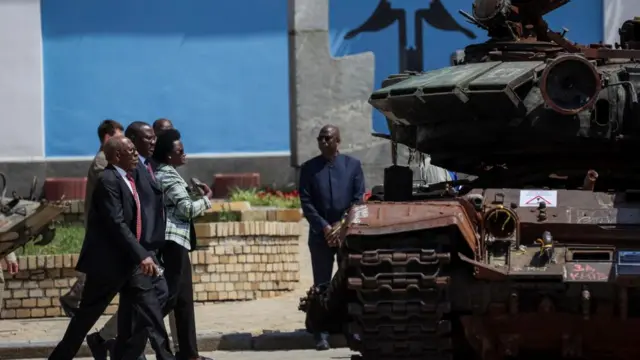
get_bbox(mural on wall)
[42,0,289,157]
[345,0,476,72]
[330,0,605,134]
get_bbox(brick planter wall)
[1,221,301,319]
[1,256,98,319]
[191,221,300,302]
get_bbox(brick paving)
[0,221,325,344]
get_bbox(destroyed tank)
[0,173,66,259]
[299,1,640,359]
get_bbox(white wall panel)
[0,0,43,161]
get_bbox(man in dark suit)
[60,119,124,319]
[48,136,174,360]
[117,121,172,359]
[58,120,137,360]
[86,121,168,360]
[299,124,365,351]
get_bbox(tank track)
[345,233,454,360]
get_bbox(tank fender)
[345,201,479,254]
[458,252,508,280]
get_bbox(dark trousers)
[309,239,341,286]
[60,273,86,308]
[160,240,199,359]
[48,275,118,360]
[112,264,174,360]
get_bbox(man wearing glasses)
[298,124,365,351]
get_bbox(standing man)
[153,118,174,134]
[298,124,365,351]
[49,136,174,360]
[60,120,124,318]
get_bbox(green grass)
[13,186,301,255]
[17,224,85,256]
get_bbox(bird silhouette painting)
[344,0,476,72]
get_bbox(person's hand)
[325,222,341,247]
[6,260,18,275]
[140,257,157,276]
[323,224,332,239]
[197,183,214,199]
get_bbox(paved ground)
[0,220,327,344]
[11,349,354,360]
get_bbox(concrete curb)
[0,331,348,359]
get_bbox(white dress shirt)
[114,165,138,203]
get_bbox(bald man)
[49,136,174,360]
[60,119,124,319]
[298,125,365,350]
[87,121,164,360]
[153,118,174,134]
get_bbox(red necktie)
[145,160,156,181]
[126,173,142,241]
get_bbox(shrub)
[228,187,300,209]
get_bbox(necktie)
[144,159,156,181]
[144,159,164,219]
[126,173,142,241]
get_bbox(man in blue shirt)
[299,124,365,351]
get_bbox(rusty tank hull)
[457,189,640,360]
[301,195,640,360]
[299,1,640,359]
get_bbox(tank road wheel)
[343,231,459,360]
[299,253,353,339]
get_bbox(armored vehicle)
[299,1,640,359]
[0,173,66,258]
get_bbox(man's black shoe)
[315,339,330,351]
[58,297,77,318]
[314,332,330,351]
[86,332,109,360]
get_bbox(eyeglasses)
[317,136,333,142]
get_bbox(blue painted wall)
[329,0,605,133]
[42,0,605,156]
[42,0,289,157]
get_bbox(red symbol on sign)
[525,196,552,205]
